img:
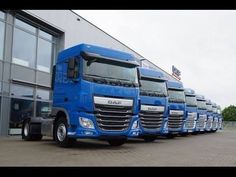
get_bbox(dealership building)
[0,10,176,136]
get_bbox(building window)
[0,11,5,20]
[39,29,53,41]
[37,38,53,73]
[10,98,33,129]
[36,88,51,117]
[0,20,5,60]
[10,84,34,98]
[12,27,36,68]
[36,88,50,100]
[10,84,34,131]
[15,18,36,34]
[12,18,56,73]
[36,101,51,117]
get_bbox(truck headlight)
[131,120,139,130]
[79,117,95,129]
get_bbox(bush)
[222,105,236,121]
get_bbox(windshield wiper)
[140,90,166,97]
[84,74,108,84]
[84,74,137,87]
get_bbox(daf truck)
[183,88,198,135]
[217,105,223,130]
[195,95,207,133]
[205,99,214,132]
[166,81,186,138]
[21,43,140,147]
[211,102,218,132]
[138,67,168,142]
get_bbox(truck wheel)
[191,131,198,135]
[179,132,188,137]
[54,117,76,148]
[108,139,126,146]
[165,133,175,139]
[143,136,157,142]
[22,119,42,141]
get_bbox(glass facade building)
[0,11,59,135]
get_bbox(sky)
[75,10,236,109]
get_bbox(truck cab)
[217,105,223,130]
[166,80,186,137]
[21,43,140,147]
[183,88,198,134]
[138,67,168,142]
[195,95,207,133]
[205,99,214,132]
[211,102,218,132]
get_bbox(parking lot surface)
[0,129,236,166]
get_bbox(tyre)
[165,133,175,139]
[54,117,76,148]
[108,139,126,146]
[179,132,188,137]
[22,119,42,141]
[191,132,198,135]
[143,136,157,142]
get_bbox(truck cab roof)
[57,43,139,65]
[196,94,206,101]
[206,99,212,105]
[212,102,217,108]
[167,80,184,90]
[138,67,166,81]
[184,88,196,96]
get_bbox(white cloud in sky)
[75,10,236,109]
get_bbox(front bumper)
[67,111,140,138]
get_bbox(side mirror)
[67,58,79,79]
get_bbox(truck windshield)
[168,89,185,103]
[185,95,197,107]
[83,58,138,87]
[206,104,213,112]
[197,100,207,109]
[212,107,217,113]
[140,79,167,97]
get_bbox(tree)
[222,105,236,121]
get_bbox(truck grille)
[168,116,183,129]
[212,118,218,129]
[206,117,213,130]
[185,117,196,129]
[94,104,133,131]
[139,111,163,130]
[218,119,222,129]
[196,117,206,129]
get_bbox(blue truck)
[165,80,186,137]
[217,105,223,130]
[183,88,198,135]
[211,102,218,132]
[21,43,140,147]
[195,95,207,133]
[205,99,214,132]
[138,67,168,142]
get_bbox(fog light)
[79,117,94,129]
[131,120,139,130]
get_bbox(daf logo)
[108,100,122,105]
